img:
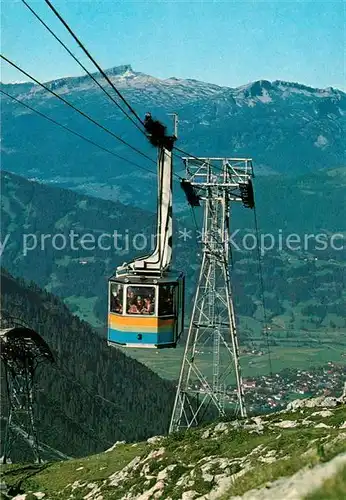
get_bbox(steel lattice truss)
[0,313,54,463]
[170,158,253,433]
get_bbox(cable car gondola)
[108,117,184,348]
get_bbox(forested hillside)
[0,269,175,460]
[1,169,345,338]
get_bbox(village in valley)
[236,363,346,412]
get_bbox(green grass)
[2,406,346,499]
[125,344,346,382]
[223,455,319,499]
[221,429,346,498]
[1,443,148,499]
[305,465,346,499]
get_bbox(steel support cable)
[21,0,241,181]
[0,89,156,176]
[2,90,197,247]
[1,69,212,262]
[21,0,146,136]
[24,0,242,181]
[44,0,145,128]
[253,204,273,375]
[0,55,156,166]
[15,4,197,189]
[19,0,209,222]
[173,145,227,175]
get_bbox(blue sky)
[1,0,345,90]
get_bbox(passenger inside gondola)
[128,300,138,314]
[136,296,145,313]
[143,297,154,314]
[126,286,155,315]
[110,284,123,314]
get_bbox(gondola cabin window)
[126,286,155,315]
[159,285,175,316]
[110,283,123,314]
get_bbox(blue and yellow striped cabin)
[107,274,184,349]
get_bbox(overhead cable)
[0,89,156,176]
[0,55,156,165]
[21,0,146,136]
[44,0,145,128]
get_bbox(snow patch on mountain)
[257,88,272,104]
[105,64,134,76]
[3,66,344,110]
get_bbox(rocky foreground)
[2,394,346,500]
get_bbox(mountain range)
[1,66,345,210]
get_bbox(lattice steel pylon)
[170,157,254,433]
[0,313,54,463]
